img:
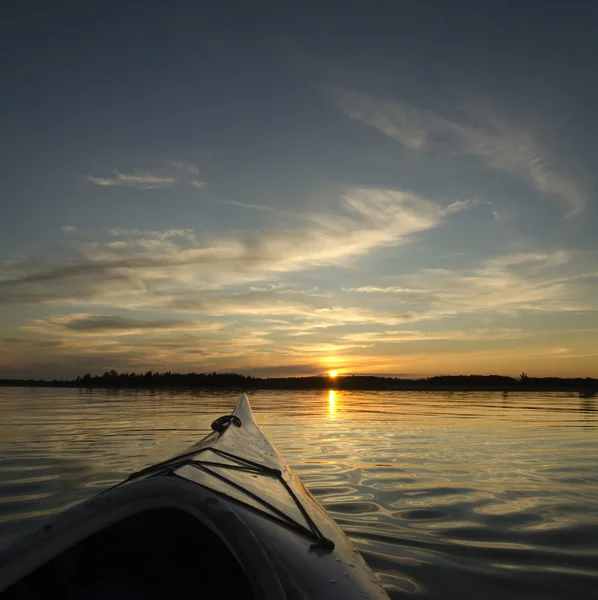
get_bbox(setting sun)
[329,370,339,378]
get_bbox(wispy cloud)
[86,161,205,190]
[341,328,527,343]
[0,187,465,307]
[172,292,413,328]
[330,88,587,217]
[344,285,426,294]
[348,251,597,317]
[87,172,178,189]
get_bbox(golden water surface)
[1,388,597,599]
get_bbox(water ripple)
[1,388,597,599]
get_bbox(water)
[1,388,597,599]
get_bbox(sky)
[1,1,597,379]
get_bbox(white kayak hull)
[0,395,390,600]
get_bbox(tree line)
[1,370,597,392]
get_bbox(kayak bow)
[0,394,390,600]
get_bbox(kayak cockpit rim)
[0,477,287,600]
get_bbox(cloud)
[285,342,370,354]
[173,292,413,328]
[9,312,276,377]
[22,313,224,336]
[330,88,434,149]
[105,228,196,240]
[86,161,205,190]
[341,328,526,343]
[330,87,587,216]
[0,187,464,307]
[247,284,330,297]
[11,305,407,379]
[542,347,570,355]
[64,315,181,332]
[1,337,62,348]
[351,251,596,317]
[343,285,426,294]
[61,226,78,234]
[87,172,179,189]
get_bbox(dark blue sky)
[1,1,597,378]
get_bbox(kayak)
[0,394,390,599]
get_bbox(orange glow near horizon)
[329,370,339,378]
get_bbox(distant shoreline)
[0,384,595,394]
[1,373,596,395]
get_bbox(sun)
[328,370,339,378]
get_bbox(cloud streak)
[87,172,179,189]
[330,88,587,216]
[341,328,527,343]
[86,161,205,190]
[23,314,225,336]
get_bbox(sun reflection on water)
[328,389,336,419]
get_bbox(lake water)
[1,388,597,599]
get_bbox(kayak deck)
[123,393,335,549]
